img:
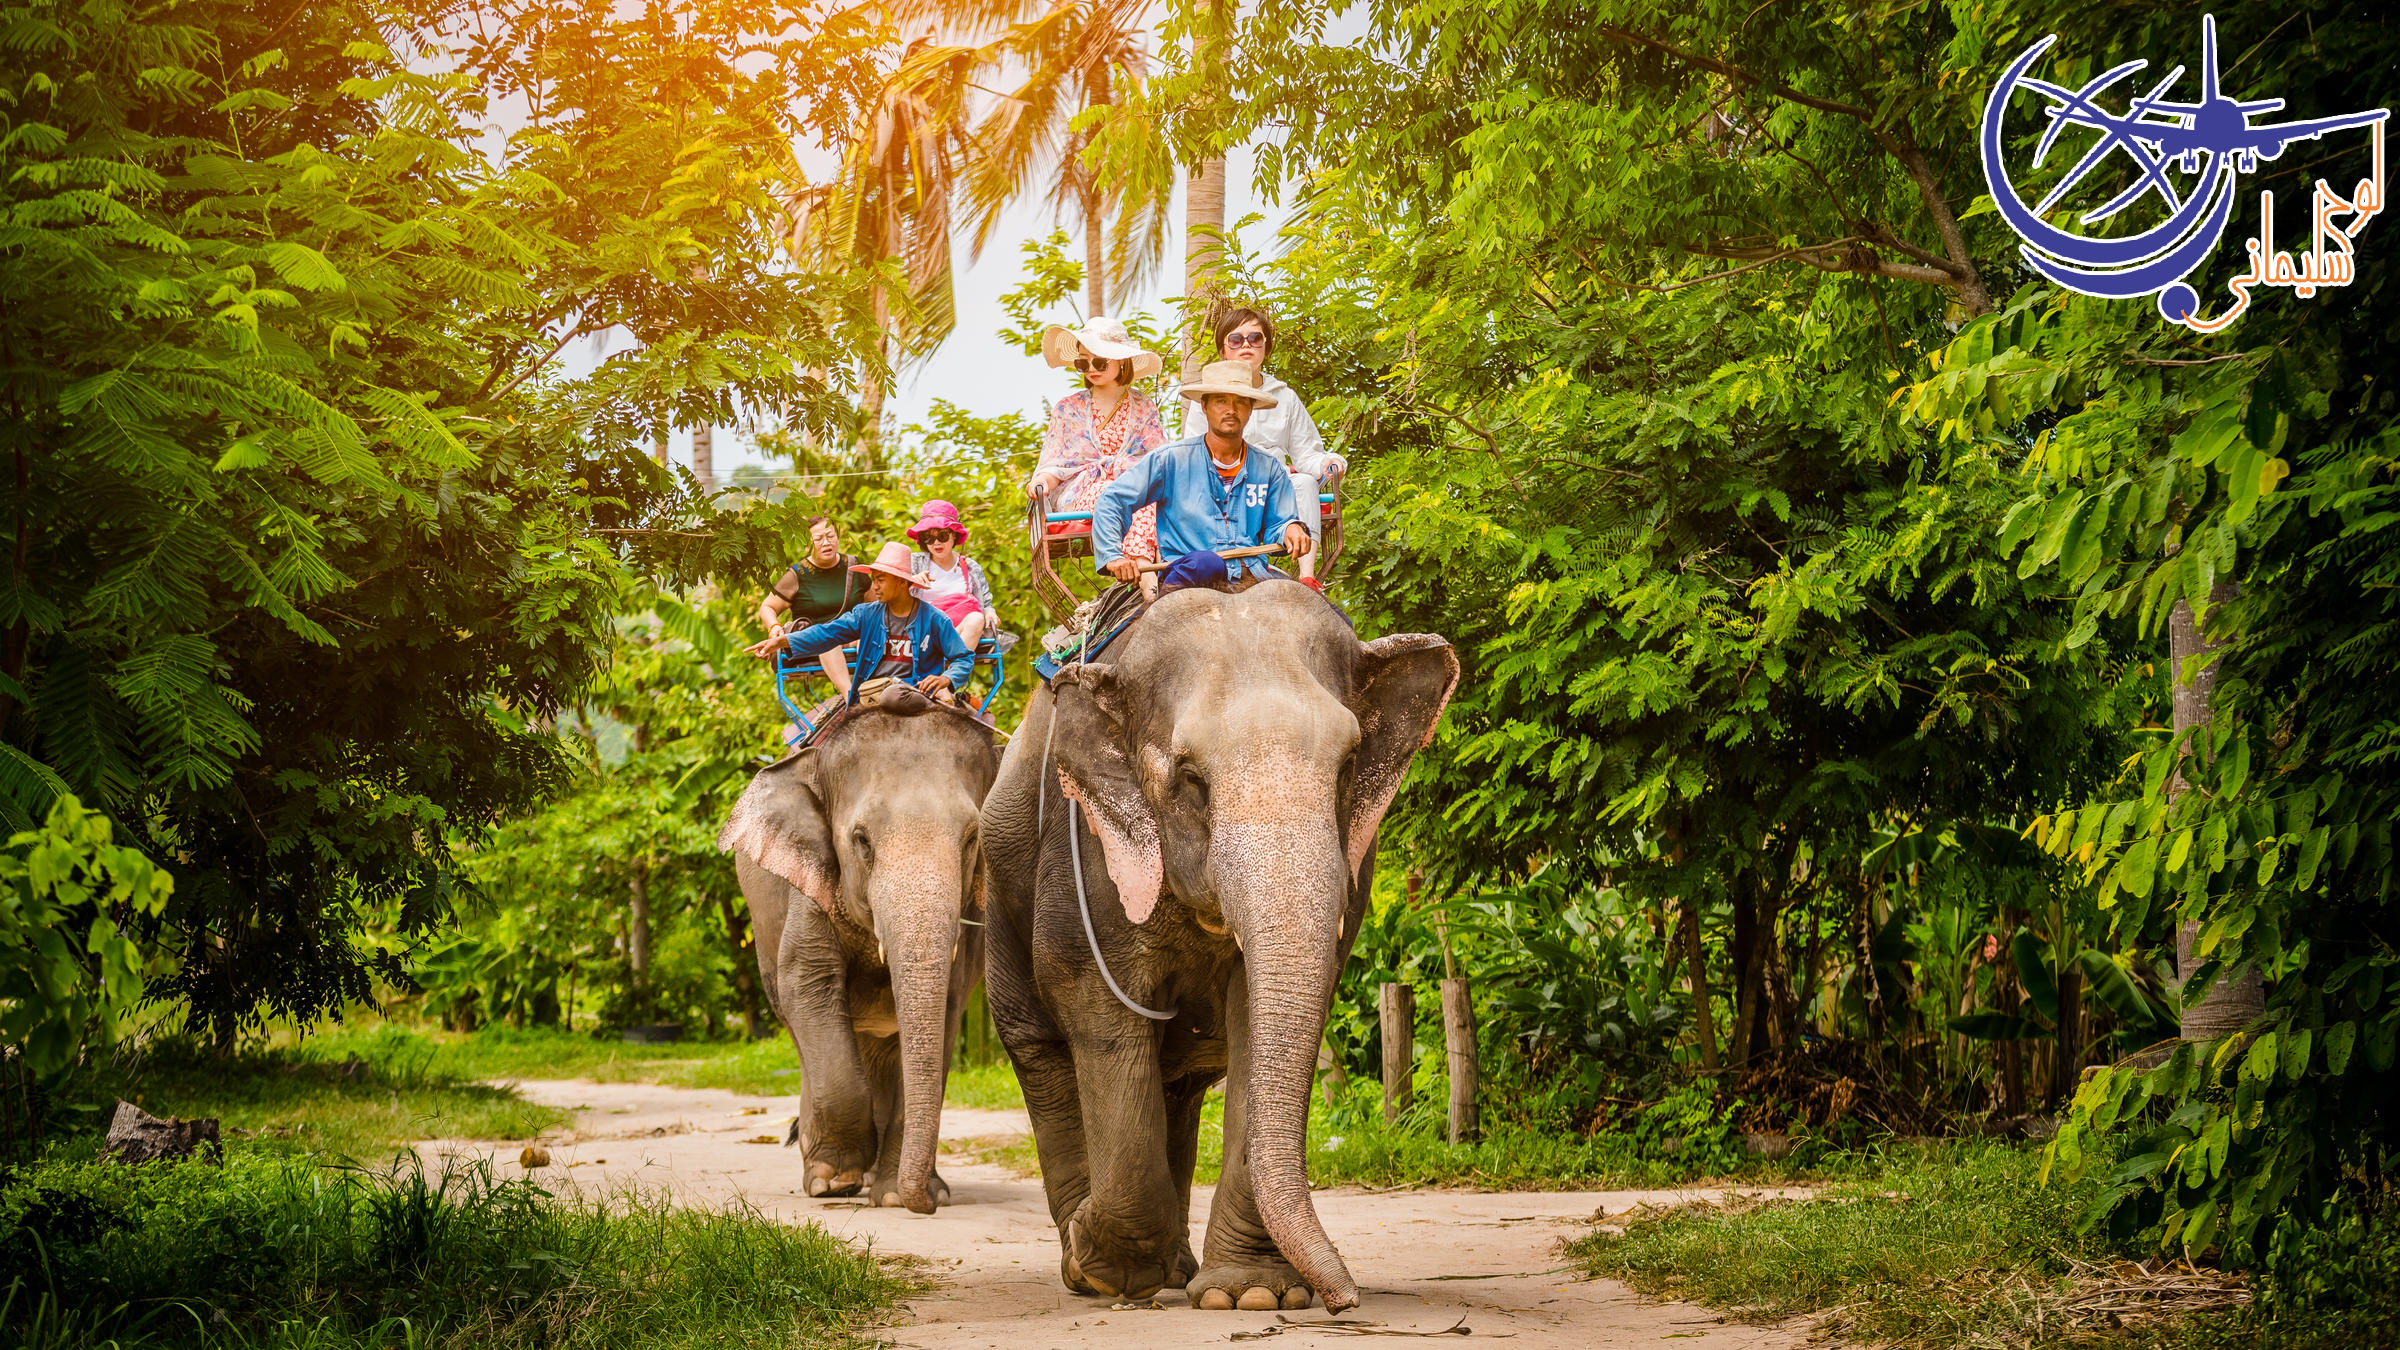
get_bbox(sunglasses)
[1223,331,1268,349]
[1071,356,1118,373]
[918,529,956,544]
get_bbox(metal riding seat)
[773,631,1013,748]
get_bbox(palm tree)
[936,0,1162,320]
[1180,0,1231,378]
[793,27,977,460]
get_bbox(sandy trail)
[422,1079,1809,1349]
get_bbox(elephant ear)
[718,749,839,921]
[1344,633,1461,879]
[1049,665,1166,925]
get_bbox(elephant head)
[1047,583,1457,1310]
[718,705,997,1213]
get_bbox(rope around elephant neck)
[1067,798,1176,1021]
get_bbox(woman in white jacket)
[1187,305,1345,586]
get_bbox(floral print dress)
[1038,389,1165,560]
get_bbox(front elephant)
[719,702,997,1213]
[979,581,1456,1311]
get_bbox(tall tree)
[0,0,883,1034]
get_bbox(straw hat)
[850,541,919,586]
[1178,359,1279,407]
[1040,316,1163,380]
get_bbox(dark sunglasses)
[1223,331,1268,349]
[918,529,956,544]
[1071,356,1119,372]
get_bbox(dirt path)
[423,1079,1812,1349]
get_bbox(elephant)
[717,692,999,1213]
[978,579,1457,1312]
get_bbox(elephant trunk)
[879,884,960,1215]
[1220,817,1359,1313]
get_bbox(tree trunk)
[628,863,651,989]
[652,426,668,465]
[1080,63,1113,321]
[1680,902,1720,1072]
[1442,977,1477,1144]
[2169,584,2264,1038]
[719,895,764,1039]
[1379,982,1414,1123]
[2049,960,2084,1109]
[690,421,713,494]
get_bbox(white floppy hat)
[1177,359,1279,407]
[1041,316,1164,380]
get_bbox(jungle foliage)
[1136,0,2400,1266]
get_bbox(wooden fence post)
[1379,983,1414,1123]
[1442,976,1478,1143]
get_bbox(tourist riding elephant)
[718,693,998,1213]
[979,581,1457,1312]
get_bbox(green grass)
[296,1024,1031,1110]
[0,1147,905,1350]
[83,1037,567,1165]
[1566,1139,2231,1349]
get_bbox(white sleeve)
[1282,390,1333,478]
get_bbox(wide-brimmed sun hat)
[1178,359,1279,407]
[1041,316,1164,380]
[850,541,919,586]
[906,499,968,544]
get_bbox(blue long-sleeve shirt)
[1092,436,1301,581]
[784,599,974,703]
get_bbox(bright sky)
[634,139,1296,477]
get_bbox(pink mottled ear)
[1345,634,1460,881]
[1049,665,1165,925]
[717,749,839,920]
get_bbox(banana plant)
[1953,933,2176,1051]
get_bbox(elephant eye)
[1178,764,1209,807]
[851,828,873,865]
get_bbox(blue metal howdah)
[774,634,1010,748]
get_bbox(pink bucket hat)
[906,499,968,544]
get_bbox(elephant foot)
[1064,1210,1174,1301]
[1188,1261,1314,1311]
[867,1169,951,1210]
[803,1160,865,1198]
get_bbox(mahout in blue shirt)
[1091,435,1302,581]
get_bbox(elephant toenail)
[1197,1289,1234,1310]
[1237,1288,1279,1311]
[1282,1286,1312,1309]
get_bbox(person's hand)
[1321,454,1348,485]
[916,674,953,701]
[1104,556,1143,583]
[1284,521,1313,559]
[764,620,787,640]
[1025,471,1056,501]
[744,633,788,660]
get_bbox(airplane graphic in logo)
[1980,14,2387,330]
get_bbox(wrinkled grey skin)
[980,581,1457,1312]
[719,704,998,1213]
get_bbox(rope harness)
[1040,587,1173,1021]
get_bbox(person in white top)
[1186,305,1345,586]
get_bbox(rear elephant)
[719,698,998,1213]
[978,580,1457,1310]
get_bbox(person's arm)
[966,558,999,628]
[926,608,975,690]
[1028,403,1069,498]
[784,608,865,659]
[1281,390,1341,481]
[842,564,870,613]
[1261,458,1304,550]
[1091,451,1166,574]
[759,592,791,633]
[1133,396,1168,453]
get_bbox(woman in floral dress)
[1026,316,1164,563]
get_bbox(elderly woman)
[1192,305,1345,586]
[1026,316,1165,565]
